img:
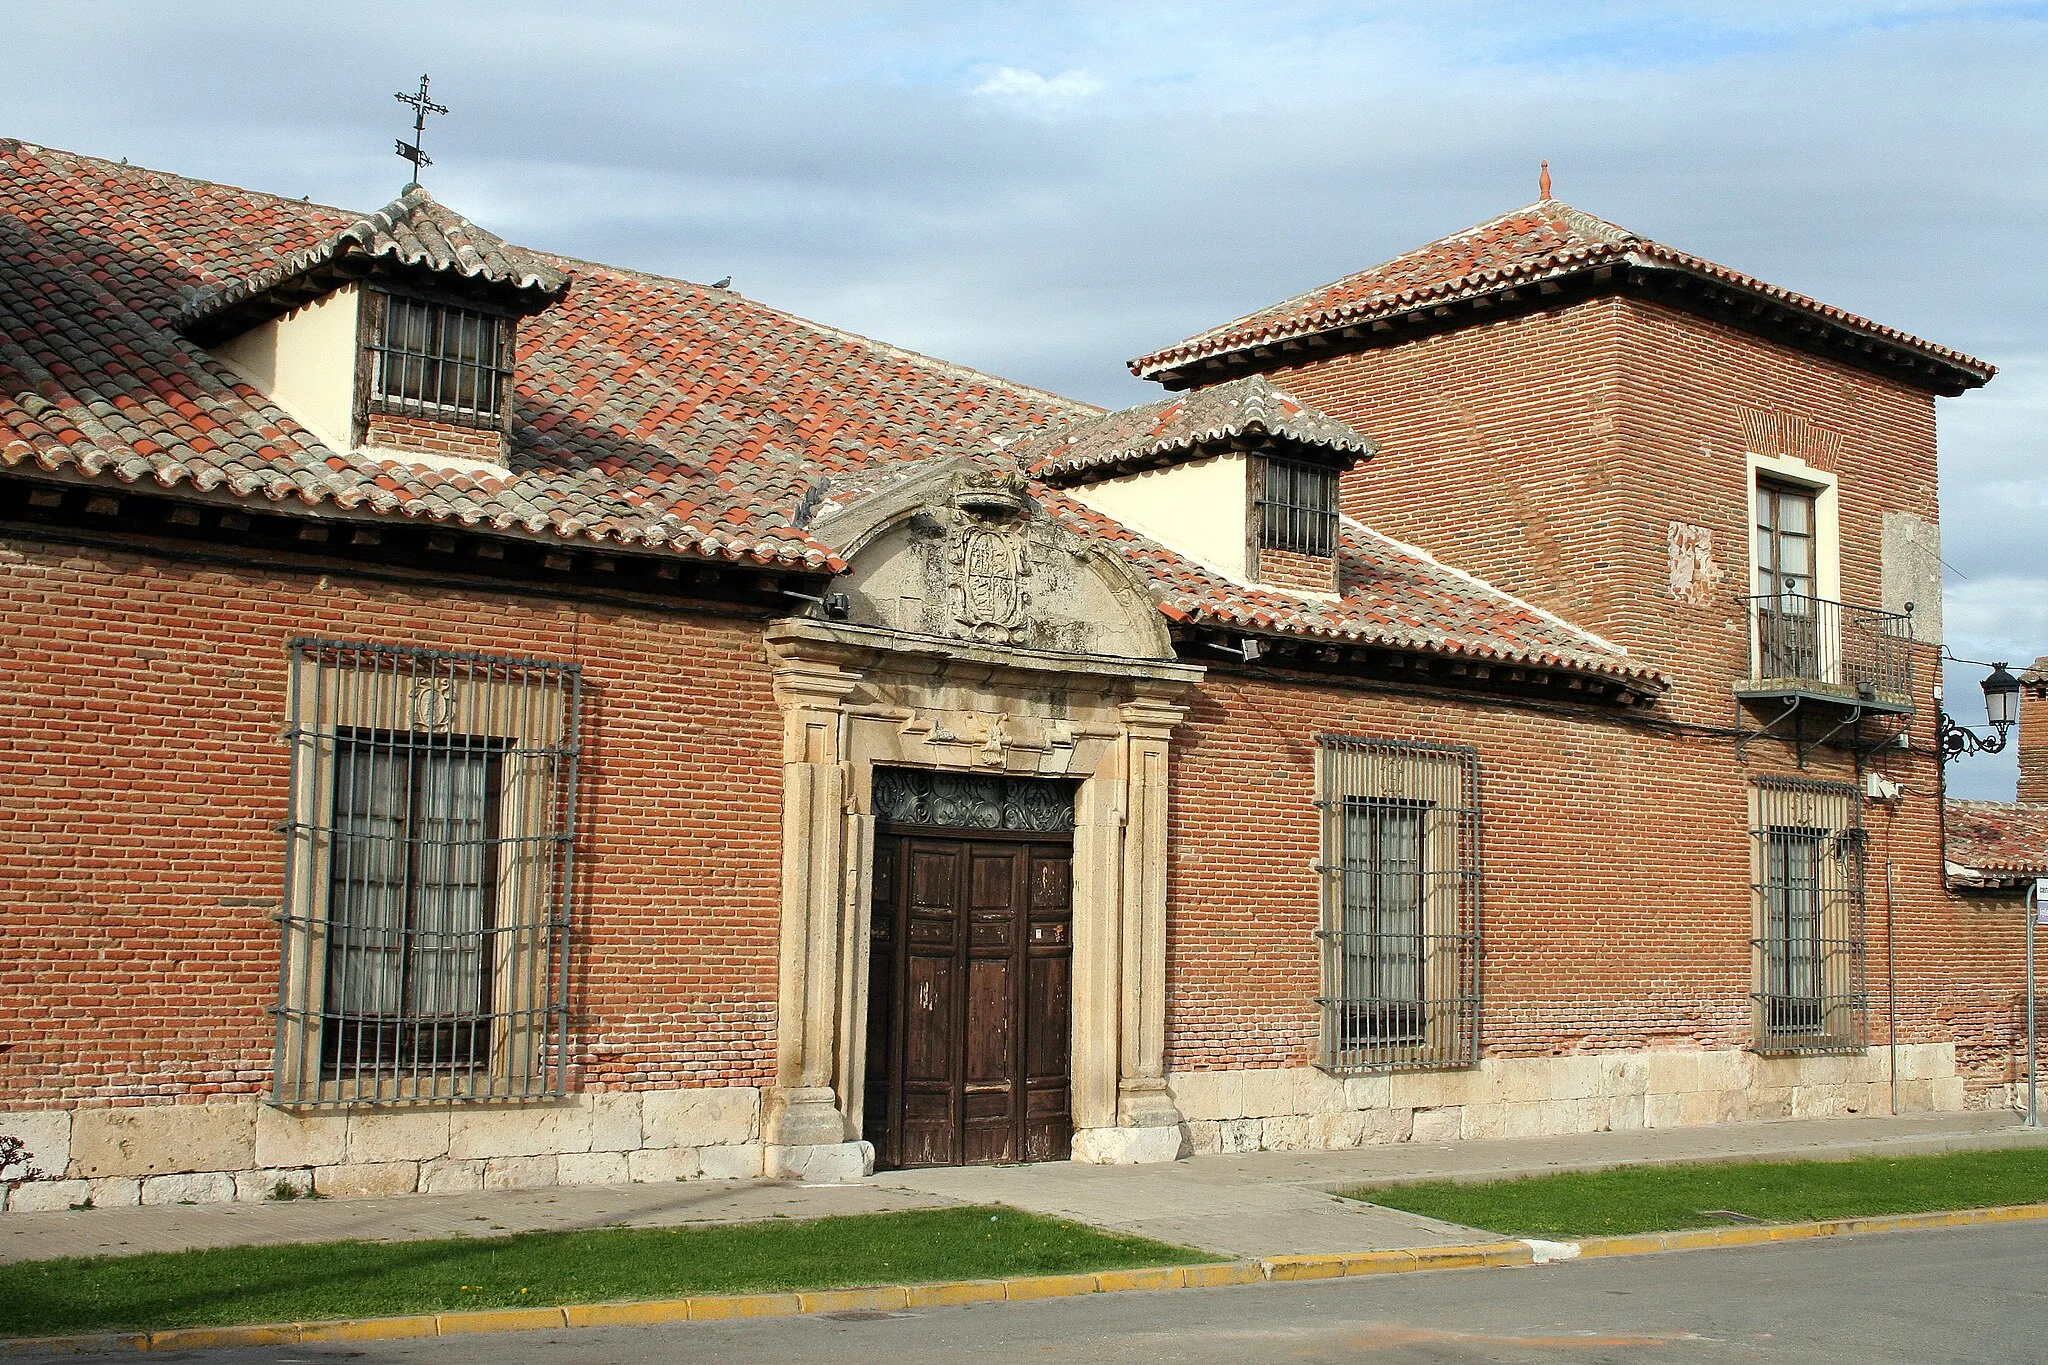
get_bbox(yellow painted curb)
[905,1279,1008,1307]
[11,1204,2047,1355]
[561,1300,694,1329]
[437,1306,569,1335]
[1004,1272,1100,1301]
[687,1292,803,1321]
[299,1313,442,1342]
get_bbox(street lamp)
[1937,661,2022,762]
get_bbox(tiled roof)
[1045,491,1662,691]
[1130,199,1995,391]
[1016,375,1375,486]
[0,140,1091,569]
[180,187,569,335]
[1946,800,2048,882]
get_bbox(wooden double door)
[863,831,1073,1169]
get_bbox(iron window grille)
[1750,776,1867,1054]
[1259,457,1339,558]
[276,640,581,1105]
[368,292,512,427]
[1315,736,1481,1073]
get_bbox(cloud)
[970,66,1106,113]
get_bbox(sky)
[4,1,2042,795]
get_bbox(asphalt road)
[33,1221,2048,1364]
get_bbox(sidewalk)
[5,1109,2040,1265]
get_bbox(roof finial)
[395,74,448,190]
[1539,160,1552,201]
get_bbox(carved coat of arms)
[945,470,1032,644]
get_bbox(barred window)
[1260,457,1338,558]
[276,641,580,1105]
[1317,736,1480,1073]
[369,293,510,425]
[1750,777,1866,1053]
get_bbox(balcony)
[1734,594,1916,762]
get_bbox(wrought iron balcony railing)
[1741,594,1915,709]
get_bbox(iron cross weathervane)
[395,74,447,187]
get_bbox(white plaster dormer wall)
[209,284,361,455]
[1069,454,1251,584]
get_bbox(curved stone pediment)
[820,463,1174,662]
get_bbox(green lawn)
[1345,1147,2048,1240]
[0,1205,1212,1338]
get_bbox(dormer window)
[1259,457,1338,558]
[369,293,510,427]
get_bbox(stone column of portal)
[1076,692,1188,1163]
[762,654,873,1182]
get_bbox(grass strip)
[0,1205,1213,1338]
[1345,1147,2048,1239]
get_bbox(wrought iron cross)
[395,74,447,186]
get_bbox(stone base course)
[1167,1044,1963,1156]
[0,1087,763,1213]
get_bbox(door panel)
[866,829,1073,1169]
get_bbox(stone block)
[555,1151,626,1187]
[1748,1090,1792,1122]
[347,1109,451,1163]
[1389,1069,1479,1111]
[86,1177,140,1208]
[1410,1107,1462,1143]
[1675,1090,1719,1127]
[1293,1069,1351,1116]
[1600,1054,1649,1097]
[628,1147,702,1183]
[1899,1043,1956,1081]
[6,1178,90,1212]
[1459,1104,1505,1141]
[1693,1049,1750,1092]
[1071,1127,1182,1164]
[482,1156,557,1190]
[254,1107,349,1170]
[1182,1120,1222,1156]
[1166,1070,1243,1122]
[141,1171,236,1206]
[72,1104,256,1178]
[1493,1057,1561,1105]
[418,1158,485,1194]
[1216,1118,1263,1154]
[1309,1111,1367,1150]
[448,1104,590,1161]
[1643,1093,1683,1129]
[1343,1075,1392,1110]
[587,1094,643,1152]
[1362,1107,1413,1145]
[1554,1056,1607,1101]
[0,1112,72,1181]
[696,1145,765,1180]
[315,1162,419,1198]
[1500,1101,1550,1139]
[766,1140,873,1181]
[1645,1051,1703,1097]
[1930,1077,1967,1111]
[642,1088,760,1149]
[1608,1093,1647,1132]
[233,1169,313,1202]
[1237,1069,1296,1119]
[1262,1115,1310,1150]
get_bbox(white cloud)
[971,66,1106,113]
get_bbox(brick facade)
[363,411,509,464]
[2020,663,2048,805]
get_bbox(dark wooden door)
[864,832,1072,1169]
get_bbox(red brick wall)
[1165,669,2027,1096]
[2020,672,2048,806]
[0,536,783,1109]
[1167,298,2024,1095]
[364,412,508,464]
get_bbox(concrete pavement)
[5,1108,2040,1265]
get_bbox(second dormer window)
[370,294,510,426]
[1259,457,1338,558]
